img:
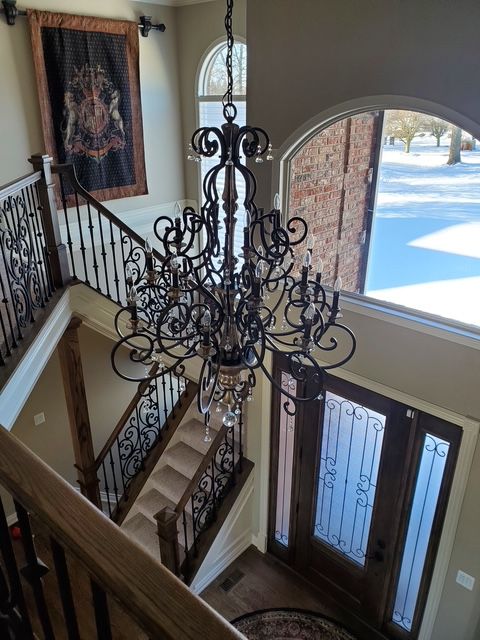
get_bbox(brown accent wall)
[288,112,381,291]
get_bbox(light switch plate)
[33,412,45,426]
[456,570,475,591]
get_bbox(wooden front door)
[294,376,413,627]
[268,353,461,639]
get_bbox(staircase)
[122,414,211,557]
[0,155,254,588]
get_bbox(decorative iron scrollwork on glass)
[392,434,450,632]
[274,371,297,548]
[313,391,386,566]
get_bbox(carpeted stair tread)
[164,441,203,479]
[178,418,218,455]
[122,513,159,559]
[136,488,176,522]
[150,464,191,505]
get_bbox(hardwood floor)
[200,545,337,622]
[201,546,391,640]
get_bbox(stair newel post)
[156,507,180,577]
[58,317,101,508]
[28,154,70,288]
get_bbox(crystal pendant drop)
[223,411,237,428]
[203,424,212,443]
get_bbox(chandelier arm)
[314,324,357,369]
[111,334,187,383]
[253,354,325,416]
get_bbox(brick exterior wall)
[288,112,382,292]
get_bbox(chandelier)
[112,0,356,435]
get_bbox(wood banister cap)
[0,426,245,640]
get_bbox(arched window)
[287,109,480,328]
[197,41,247,261]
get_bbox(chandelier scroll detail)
[111,0,356,432]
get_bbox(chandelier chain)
[222,0,234,110]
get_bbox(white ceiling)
[131,0,216,6]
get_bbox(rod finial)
[2,0,18,26]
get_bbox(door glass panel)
[274,371,297,547]
[313,391,386,566]
[392,434,450,632]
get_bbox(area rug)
[232,608,357,640]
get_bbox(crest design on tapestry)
[62,64,126,161]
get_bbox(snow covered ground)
[364,134,480,327]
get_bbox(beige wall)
[176,0,246,201]
[0,0,185,212]
[0,324,140,517]
[247,2,480,638]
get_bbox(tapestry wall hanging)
[28,11,148,203]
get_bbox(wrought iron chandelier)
[112,0,356,435]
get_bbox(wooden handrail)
[94,362,159,470]
[0,427,245,640]
[170,421,227,519]
[0,170,42,200]
[52,163,165,264]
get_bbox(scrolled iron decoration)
[111,0,356,435]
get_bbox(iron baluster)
[0,203,23,343]
[168,371,175,417]
[191,494,198,557]
[31,182,53,297]
[14,501,55,640]
[15,188,45,313]
[12,193,35,322]
[97,210,111,299]
[238,404,243,473]
[161,371,168,423]
[0,497,34,639]
[101,461,113,517]
[109,220,121,303]
[25,184,49,305]
[120,229,127,299]
[108,449,120,509]
[135,405,145,469]
[86,201,100,291]
[73,190,89,284]
[59,174,76,279]
[154,377,162,441]
[50,537,81,640]
[116,438,128,499]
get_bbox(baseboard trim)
[190,528,253,595]
[251,532,268,553]
[189,473,254,593]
